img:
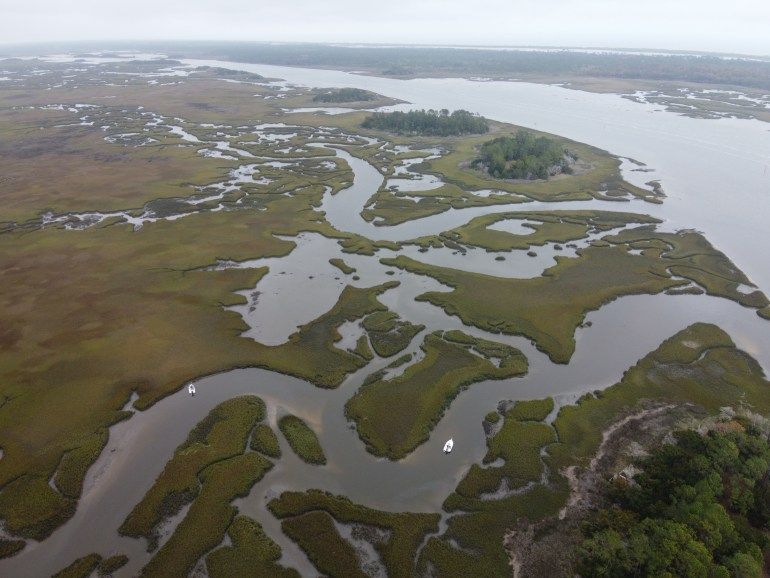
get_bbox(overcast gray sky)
[1,0,769,56]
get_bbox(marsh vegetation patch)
[346,331,527,459]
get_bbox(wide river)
[186,59,770,291]
[3,60,770,577]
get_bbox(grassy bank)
[119,396,265,547]
[382,224,768,364]
[362,310,424,357]
[381,245,683,363]
[269,489,440,578]
[346,331,527,459]
[206,516,299,578]
[437,210,659,252]
[278,415,327,465]
[548,322,770,473]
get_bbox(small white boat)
[188,383,196,397]
[443,438,454,454]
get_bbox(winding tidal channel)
[3,61,770,577]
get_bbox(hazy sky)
[1,0,769,56]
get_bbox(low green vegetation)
[383,225,769,364]
[437,210,659,252]
[508,397,554,421]
[52,553,102,578]
[120,396,264,548]
[250,424,281,458]
[115,395,299,577]
[278,415,327,465]
[0,70,674,545]
[283,510,366,577]
[338,235,401,256]
[484,411,500,424]
[352,334,374,360]
[549,323,770,473]
[381,245,683,363]
[0,539,24,559]
[362,182,525,226]
[206,516,299,578]
[451,399,556,506]
[605,227,770,310]
[0,83,413,543]
[0,190,385,540]
[419,481,569,577]
[142,452,273,576]
[96,554,128,576]
[425,127,663,203]
[576,425,770,577]
[417,430,561,576]
[388,352,413,368]
[313,88,377,103]
[250,281,398,388]
[346,331,528,459]
[418,322,770,576]
[362,109,489,136]
[0,539,26,559]
[472,132,575,180]
[362,310,424,357]
[3,55,769,577]
[329,257,356,274]
[269,489,440,578]
[0,107,233,224]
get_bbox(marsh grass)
[454,401,556,500]
[385,224,769,366]
[249,424,281,459]
[418,322,770,576]
[119,396,264,546]
[548,323,770,473]
[507,398,554,422]
[278,415,326,465]
[96,554,128,576]
[605,227,770,309]
[141,452,273,576]
[352,335,374,361]
[0,107,234,223]
[52,553,102,578]
[363,184,526,226]
[381,245,684,364]
[282,511,367,577]
[206,516,299,578]
[329,257,356,274]
[0,539,24,560]
[443,210,659,252]
[425,124,662,204]
[346,331,527,459]
[269,489,440,578]
[0,58,764,556]
[419,481,569,577]
[362,311,424,358]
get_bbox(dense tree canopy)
[472,131,574,180]
[576,423,770,578]
[361,109,489,136]
[312,87,376,103]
